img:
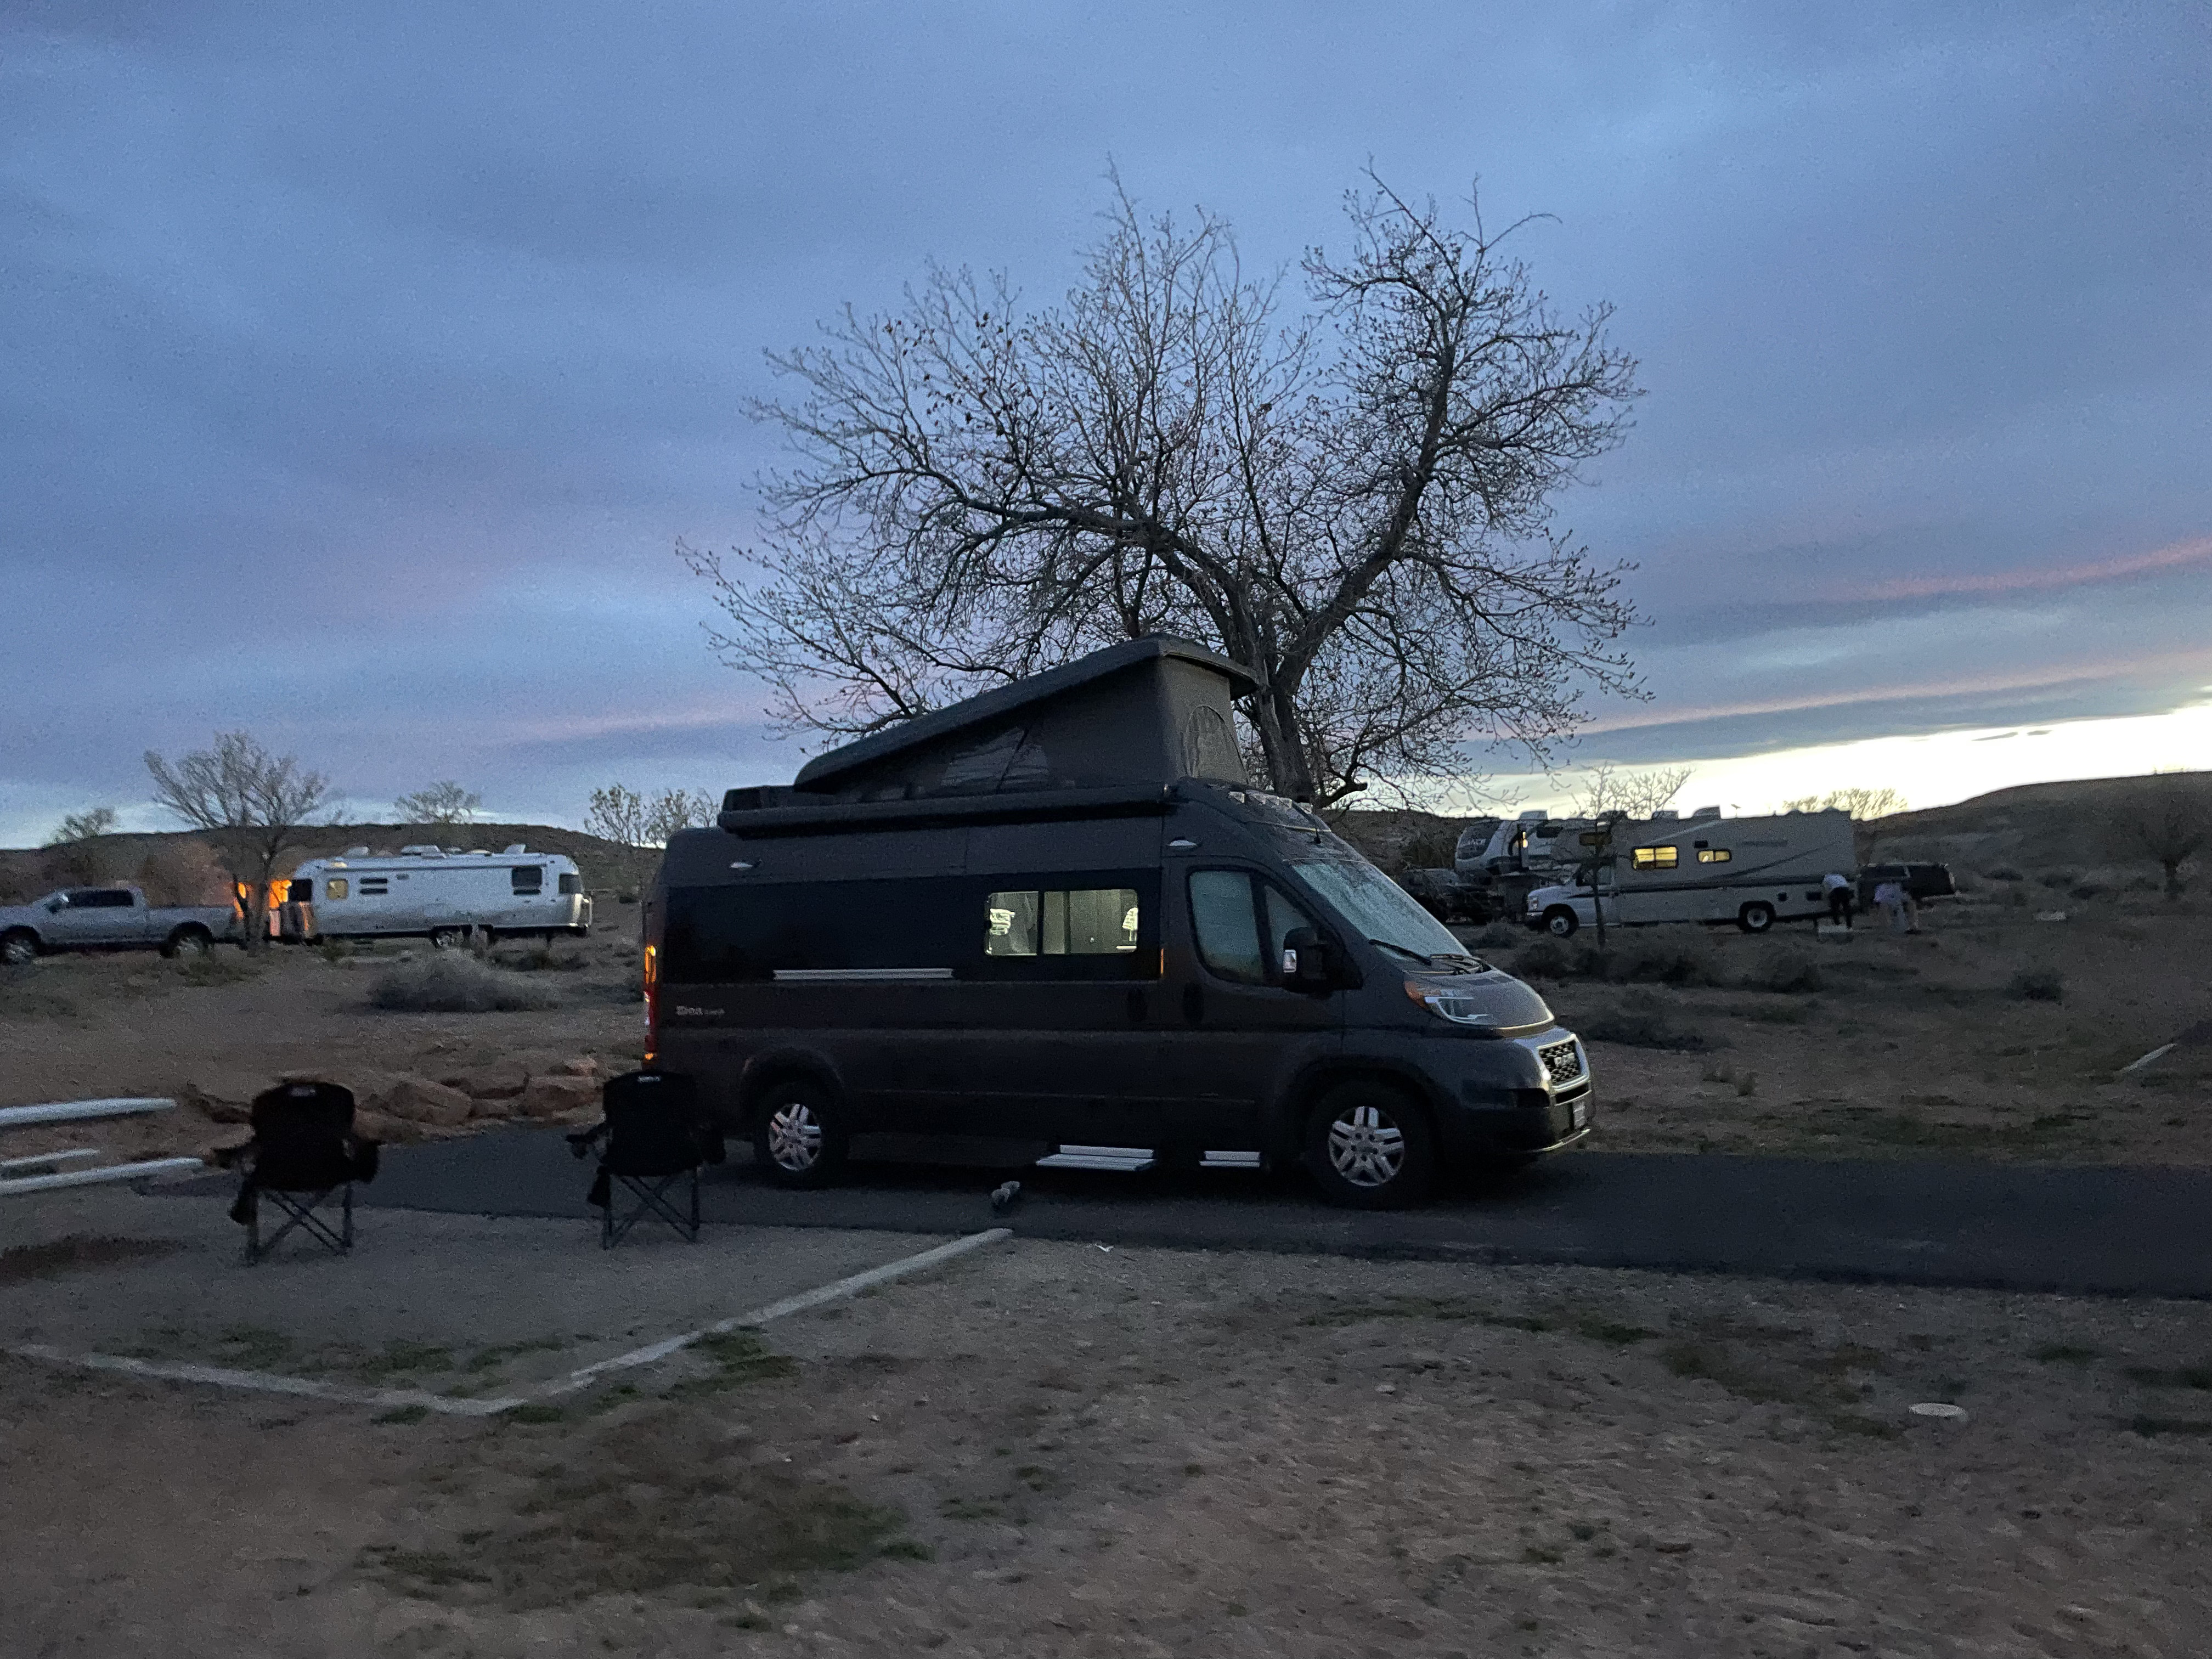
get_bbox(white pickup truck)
[0,885,243,964]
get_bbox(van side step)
[1036,1146,1155,1172]
[1034,1146,1265,1173]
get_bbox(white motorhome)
[1463,810,1598,879]
[1523,808,1854,936]
[283,844,592,947]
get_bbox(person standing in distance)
[1822,870,1854,930]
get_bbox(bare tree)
[393,781,483,825]
[46,806,118,845]
[2111,771,2211,900]
[684,170,1642,805]
[1780,786,1907,820]
[1573,763,1692,820]
[144,732,333,950]
[584,784,715,894]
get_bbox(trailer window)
[510,865,544,895]
[324,878,348,900]
[558,872,580,896]
[1696,848,1731,864]
[358,878,388,896]
[1631,847,1679,870]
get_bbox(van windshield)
[1287,856,1472,966]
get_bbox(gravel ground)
[3,1212,2207,1657]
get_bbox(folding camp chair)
[218,1081,380,1264]
[566,1070,723,1247]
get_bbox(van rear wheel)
[429,927,466,950]
[752,1081,849,1188]
[1306,1081,1435,1210]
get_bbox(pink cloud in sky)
[1843,535,2212,603]
[1579,645,2212,737]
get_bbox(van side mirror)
[1279,926,1336,992]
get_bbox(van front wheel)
[1542,907,1579,939]
[752,1082,849,1188]
[1306,1082,1435,1210]
[1736,901,1776,934]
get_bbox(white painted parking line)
[2,1343,527,1416]
[3,1227,1015,1415]
[535,1226,1012,1397]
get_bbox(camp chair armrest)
[566,1122,609,1159]
[212,1139,256,1170]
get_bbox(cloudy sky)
[3,2,2206,843]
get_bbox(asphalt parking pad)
[1,1184,985,1403]
[294,1126,2212,1299]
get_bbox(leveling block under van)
[645,636,1591,1208]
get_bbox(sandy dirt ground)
[0,930,647,1164]
[2,1192,2208,1659]
[1470,890,2212,1167]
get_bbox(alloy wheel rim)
[1327,1104,1405,1188]
[768,1101,823,1170]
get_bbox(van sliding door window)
[984,888,1139,957]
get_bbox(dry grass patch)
[367,954,560,1013]
[0,1233,181,1285]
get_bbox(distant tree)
[1779,786,1907,820]
[393,781,483,825]
[684,170,1642,806]
[585,785,716,849]
[46,806,119,845]
[2110,771,2211,900]
[144,732,334,951]
[1573,764,1692,820]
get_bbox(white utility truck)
[1523,808,1855,936]
[283,844,591,947]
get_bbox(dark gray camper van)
[646,637,1591,1207]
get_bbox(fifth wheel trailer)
[1523,809,1855,936]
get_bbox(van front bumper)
[1431,1029,1593,1160]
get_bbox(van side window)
[510,865,544,895]
[1189,871,1266,984]
[985,888,1139,957]
[1631,846,1679,870]
[1696,848,1731,864]
[1261,883,1318,960]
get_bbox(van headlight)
[1406,979,1494,1026]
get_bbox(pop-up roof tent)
[720,635,1257,823]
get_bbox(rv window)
[1631,847,1679,870]
[510,865,544,895]
[558,873,580,896]
[1189,871,1266,984]
[985,890,1042,957]
[358,878,389,895]
[325,878,349,900]
[986,888,1141,957]
[1696,848,1731,864]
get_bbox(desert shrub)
[2006,967,2064,1002]
[1606,934,1726,987]
[1985,867,2024,883]
[1741,947,1824,994]
[2038,871,2075,889]
[1511,938,1575,980]
[1466,921,1530,952]
[492,944,589,973]
[1579,990,1717,1052]
[368,954,560,1013]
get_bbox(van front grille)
[1539,1040,1584,1087]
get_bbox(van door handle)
[1182,984,1204,1024]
